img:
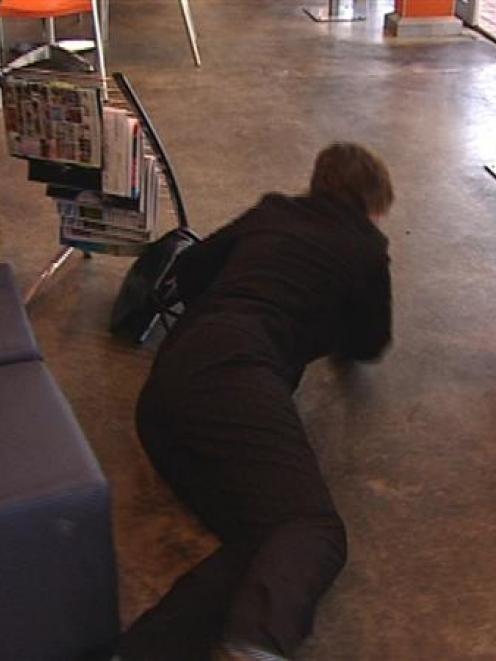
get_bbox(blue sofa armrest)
[0,357,119,660]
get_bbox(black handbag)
[110,227,200,343]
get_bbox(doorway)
[479,0,496,35]
[456,0,496,37]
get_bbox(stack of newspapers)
[1,69,167,255]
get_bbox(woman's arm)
[338,253,392,362]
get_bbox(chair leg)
[0,17,6,69]
[100,0,109,43]
[47,17,56,44]
[91,0,108,98]
[178,0,201,67]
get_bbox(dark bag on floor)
[110,227,200,343]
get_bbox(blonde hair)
[310,142,394,217]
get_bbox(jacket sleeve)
[173,217,242,305]
[338,252,392,362]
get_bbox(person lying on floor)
[114,142,394,661]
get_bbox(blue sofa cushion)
[0,263,41,366]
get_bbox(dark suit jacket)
[171,193,392,388]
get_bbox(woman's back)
[173,192,391,369]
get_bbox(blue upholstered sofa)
[0,262,118,661]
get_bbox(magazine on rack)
[102,107,143,199]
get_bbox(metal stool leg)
[0,17,5,112]
[0,17,6,69]
[47,16,57,44]
[178,0,201,67]
[91,0,108,98]
[24,246,75,305]
[100,0,109,43]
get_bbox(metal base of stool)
[304,1,367,22]
[58,38,96,52]
[3,43,94,74]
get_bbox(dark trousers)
[116,325,347,660]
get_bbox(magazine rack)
[109,72,200,342]
[1,60,192,305]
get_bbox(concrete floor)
[1,1,496,659]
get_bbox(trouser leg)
[116,514,346,661]
[131,359,347,659]
[222,514,347,658]
[116,543,256,661]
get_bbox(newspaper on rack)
[2,70,102,168]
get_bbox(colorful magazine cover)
[2,76,102,168]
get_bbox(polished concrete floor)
[1,1,496,659]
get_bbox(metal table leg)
[178,0,201,67]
